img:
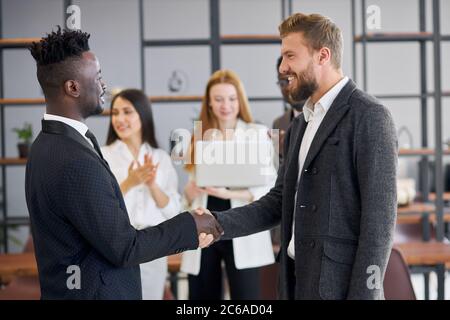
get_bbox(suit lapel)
[301,80,356,172]
[285,116,307,186]
[42,120,111,173]
[282,115,307,238]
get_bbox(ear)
[64,80,81,98]
[317,47,331,66]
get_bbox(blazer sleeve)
[213,124,292,239]
[54,157,198,268]
[347,105,398,299]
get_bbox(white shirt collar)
[303,76,349,122]
[43,113,89,138]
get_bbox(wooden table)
[395,241,450,300]
[0,252,182,287]
[168,253,181,273]
[0,253,37,284]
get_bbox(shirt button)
[311,204,317,212]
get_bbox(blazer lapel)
[301,80,357,172]
[41,120,111,172]
[282,115,308,236]
[285,115,307,186]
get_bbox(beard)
[288,62,318,103]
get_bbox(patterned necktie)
[85,130,104,160]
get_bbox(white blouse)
[101,140,181,230]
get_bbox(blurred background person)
[273,56,306,161]
[181,69,276,300]
[270,57,307,247]
[101,89,181,299]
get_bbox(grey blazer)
[214,80,398,300]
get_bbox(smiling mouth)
[116,126,129,131]
[287,75,295,85]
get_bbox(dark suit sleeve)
[347,105,398,299]
[213,124,291,239]
[55,157,198,268]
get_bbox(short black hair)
[30,26,91,96]
[106,89,159,149]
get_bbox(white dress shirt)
[288,76,349,259]
[101,140,181,299]
[101,139,181,229]
[43,113,93,148]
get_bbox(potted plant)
[12,122,33,158]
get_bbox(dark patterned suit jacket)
[25,120,197,299]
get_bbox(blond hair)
[279,13,343,69]
[184,69,253,172]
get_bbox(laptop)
[194,140,276,188]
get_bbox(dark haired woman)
[101,89,181,299]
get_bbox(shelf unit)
[352,0,449,242]
[0,34,43,253]
[0,35,42,252]
[138,0,292,106]
[0,0,77,252]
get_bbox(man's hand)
[190,208,223,247]
[198,232,214,248]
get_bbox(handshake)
[190,208,224,249]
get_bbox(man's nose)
[279,57,288,74]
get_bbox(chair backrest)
[383,247,416,300]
